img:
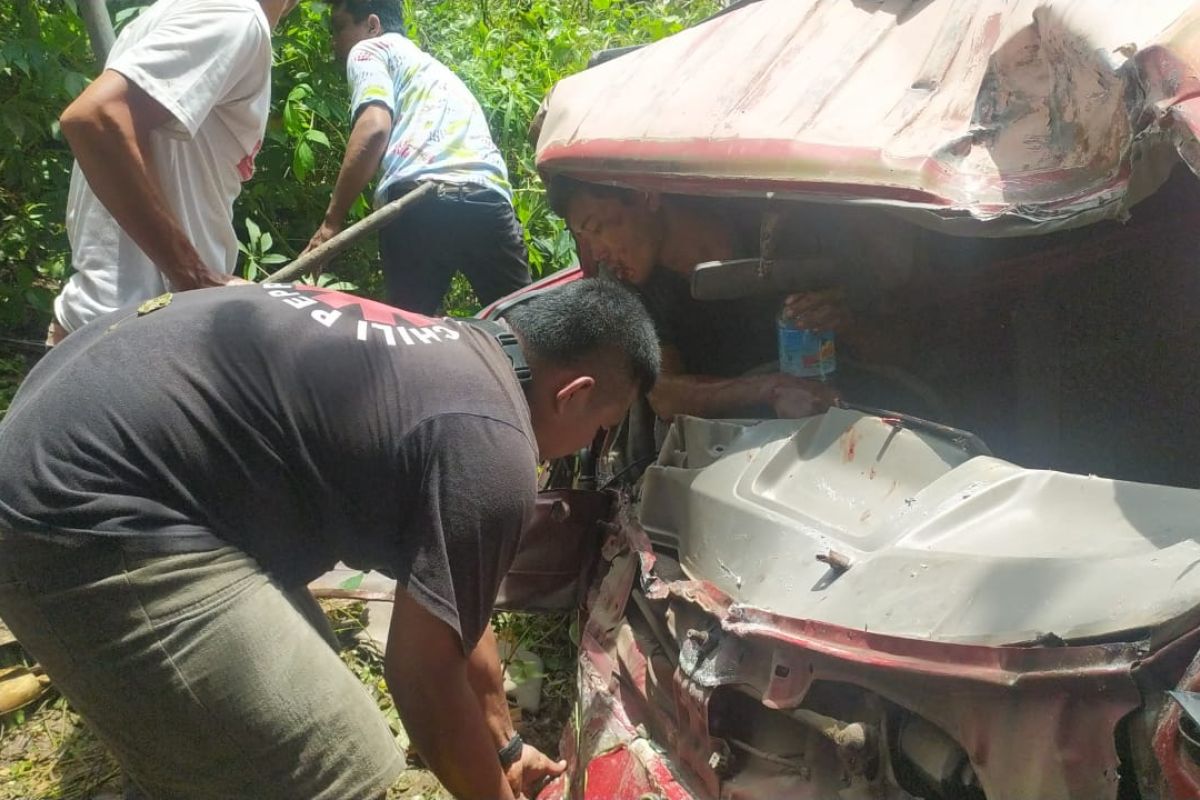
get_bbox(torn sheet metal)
[546,495,1196,800]
[536,0,1200,233]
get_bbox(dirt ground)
[0,603,574,800]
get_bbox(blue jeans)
[379,181,531,315]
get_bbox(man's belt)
[388,179,493,200]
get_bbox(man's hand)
[302,221,341,257]
[386,591,514,800]
[782,288,852,332]
[768,374,839,419]
[172,268,250,291]
[504,744,566,799]
[311,103,392,275]
[60,70,221,291]
[298,221,342,280]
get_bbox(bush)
[0,3,92,335]
[0,0,721,328]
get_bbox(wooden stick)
[78,0,116,70]
[309,587,396,603]
[261,182,437,284]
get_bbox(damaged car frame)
[489,1,1200,798]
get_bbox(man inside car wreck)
[550,176,938,421]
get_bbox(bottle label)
[778,322,836,379]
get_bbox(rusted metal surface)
[536,0,1200,234]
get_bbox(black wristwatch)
[498,732,524,769]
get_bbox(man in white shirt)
[50,0,300,344]
[303,0,531,314]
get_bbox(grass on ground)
[0,602,576,799]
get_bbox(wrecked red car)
[489,1,1200,798]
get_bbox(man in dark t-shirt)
[0,280,659,800]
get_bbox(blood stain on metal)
[841,426,860,462]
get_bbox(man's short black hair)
[331,0,404,33]
[505,279,660,395]
[545,175,638,219]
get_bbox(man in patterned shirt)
[304,0,531,314]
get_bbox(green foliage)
[0,2,93,334]
[402,0,720,302]
[0,0,720,330]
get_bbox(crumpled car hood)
[536,0,1200,234]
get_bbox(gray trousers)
[0,531,404,799]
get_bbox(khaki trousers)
[0,531,404,799]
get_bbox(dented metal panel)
[494,489,612,612]
[542,491,1189,800]
[536,0,1200,233]
[638,409,1200,646]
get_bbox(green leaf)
[259,232,273,252]
[63,71,88,98]
[338,572,365,591]
[0,0,723,339]
[287,84,312,103]
[245,218,262,243]
[282,101,300,136]
[260,253,288,265]
[293,140,314,181]
[3,112,25,141]
[114,5,149,27]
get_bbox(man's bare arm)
[386,589,514,800]
[466,625,566,798]
[648,344,837,420]
[59,70,234,290]
[303,104,393,257]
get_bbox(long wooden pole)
[78,0,115,69]
[261,183,436,284]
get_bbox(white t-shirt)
[346,34,512,208]
[55,0,272,333]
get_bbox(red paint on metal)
[624,516,1142,799]
[1152,648,1200,798]
[537,134,1136,211]
[663,579,1143,685]
[544,489,1200,798]
[581,748,657,798]
[535,0,1200,232]
[478,265,582,319]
